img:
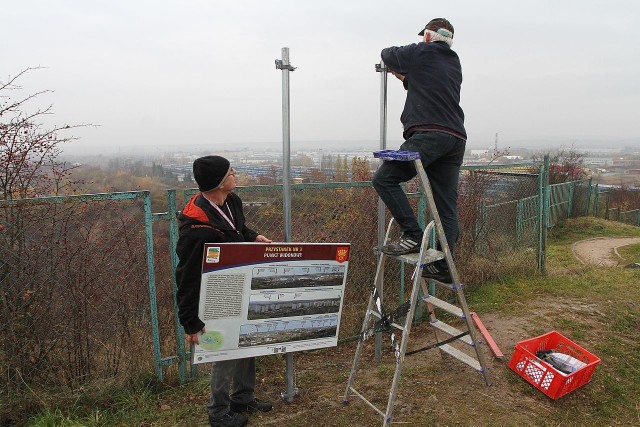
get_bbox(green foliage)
[617,243,640,263]
[21,376,162,427]
[28,409,82,427]
[548,217,640,244]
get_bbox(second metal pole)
[375,61,388,362]
[276,47,298,402]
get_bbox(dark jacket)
[381,41,466,139]
[175,192,258,334]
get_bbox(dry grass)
[11,217,640,427]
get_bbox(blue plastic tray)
[373,150,421,161]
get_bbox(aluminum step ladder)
[342,150,491,427]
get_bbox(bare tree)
[1,69,109,391]
[1,67,84,199]
[533,144,587,184]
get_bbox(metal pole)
[275,47,298,402]
[278,47,294,241]
[375,61,388,362]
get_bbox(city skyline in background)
[4,1,639,156]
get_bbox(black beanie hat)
[193,155,231,192]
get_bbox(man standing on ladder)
[372,18,466,284]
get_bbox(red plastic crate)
[508,330,601,399]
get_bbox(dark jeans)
[372,131,466,255]
[208,357,256,417]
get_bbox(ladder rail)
[382,229,435,424]
[343,263,383,401]
[343,217,396,403]
[414,159,491,384]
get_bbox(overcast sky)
[3,0,639,153]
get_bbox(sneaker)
[209,411,248,427]
[421,262,453,283]
[380,234,421,256]
[230,398,273,413]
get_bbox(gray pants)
[208,357,256,417]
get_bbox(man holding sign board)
[176,155,272,427]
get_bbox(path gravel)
[572,237,640,266]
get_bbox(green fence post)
[538,157,549,274]
[568,182,574,218]
[586,177,592,215]
[516,199,523,249]
[166,189,189,384]
[143,191,163,382]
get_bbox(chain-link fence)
[591,188,610,219]
[619,209,640,226]
[548,179,592,227]
[587,184,640,226]
[0,192,157,399]
[9,160,640,398]
[571,184,640,226]
[457,165,542,283]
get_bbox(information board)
[192,242,350,364]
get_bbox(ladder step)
[430,320,473,345]
[422,295,464,318]
[427,278,456,290]
[439,344,482,371]
[390,248,444,265]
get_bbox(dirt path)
[572,236,640,266]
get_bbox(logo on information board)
[200,331,224,350]
[336,246,349,263]
[206,246,221,263]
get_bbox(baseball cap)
[418,18,454,37]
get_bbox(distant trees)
[292,153,314,167]
[303,168,328,183]
[533,145,587,184]
[351,156,371,181]
[105,159,181,186]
